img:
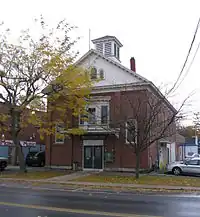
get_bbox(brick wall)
[46,88,176,170]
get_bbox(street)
[0,185,200,216]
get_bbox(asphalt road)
[0,185,200,217]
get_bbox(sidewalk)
[0,177,200,191]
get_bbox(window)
[79,112,87,125]
[187,160,199,165]
[125,119,137,144]
[101,105,108,124]
[90,67,97,80]
[55,124,65,144]
[117,47,120,59]
[114,43,117,57]
[99,69,104,79]
[79,103,109,126]
[88,107,96,124]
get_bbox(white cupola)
[92,35,123,63]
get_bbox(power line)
[169,17,200,94]
[175,40,200,90]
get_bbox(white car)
[0,157,8,171]
[167,157,200,175]
[185,153,200,160]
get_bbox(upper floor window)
[99,69,104,80]
[79,103,109,125]
[88,107,96,124]
[55,123,65,144]
[90,67,97,80]
[101,105,108,124]
[125,119,137,144]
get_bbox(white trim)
[79,101,110,126]
[74,49,176,114]
[55,123,65,144]
[75,49,147,82]
[92,36,123,47]
[98,68,105,80]
[90,96,111,102]
[83,140,104,146]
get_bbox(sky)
[0,0,200,125]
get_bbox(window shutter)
[96,43,103,54]
[104,42,112,57]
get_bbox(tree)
[91,85,188,179]
[113,88,185,179]
[177,113,200,139]
[177,125,195,138]
[0,16,92,172]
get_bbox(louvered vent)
[104,42,112,57]
[95,43,103,54]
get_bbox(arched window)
[90,67,97,80]
[99,69,104,79]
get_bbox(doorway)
[83,145,103,170]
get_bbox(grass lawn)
[0,170,72,179]
[73,174,200,187]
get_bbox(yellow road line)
[0,201,161,217]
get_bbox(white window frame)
[79,102,110,126]
[125,119,137,144]
[99,69,105,80]
[90,67,97,80]
[55,123,65,144]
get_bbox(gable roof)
[75,49,177,114]
[75,49,149,83]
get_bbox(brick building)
[0,103,45,162]
[45,36,177,171]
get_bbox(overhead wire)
[175,40,200,91]
[169,17,200,94]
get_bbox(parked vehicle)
[167,157,200,175]
[0,156,8,171]
[26,151,45,167]
[185,153,200,160]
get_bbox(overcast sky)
[1,0,200,125]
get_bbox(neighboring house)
[158,133,185,169]
[179,136,200,160]
[45,35,177,172]
[0,103,45,162]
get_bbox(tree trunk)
[11,110,26,172]
[135,151,140,179]
[16,143,26,172]
[71,135,74,170]
[11,146,17,166]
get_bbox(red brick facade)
[45,87,175,171]
[0,103,44,145]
